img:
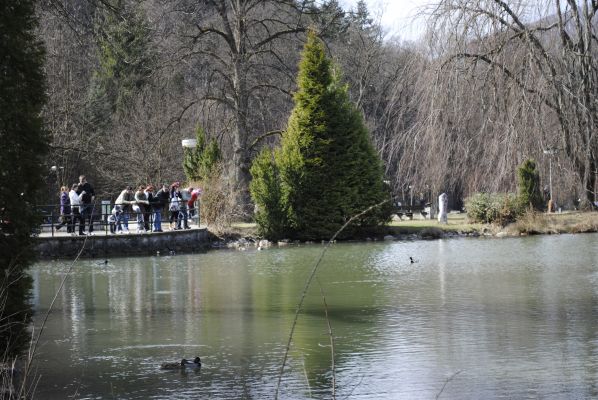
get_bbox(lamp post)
[181,138,198,179]
[50,165,64,188]
[408,185,413,209]
[543,148,557,202]
[181,138,197,149]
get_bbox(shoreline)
[33,211,598,258]
[34,227,211,259]
[211,211,598,249]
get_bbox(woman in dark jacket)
[168,183,182,230]
[146,185,162,232]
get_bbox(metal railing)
[35,201,200,237]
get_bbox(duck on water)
[160,357,201,370]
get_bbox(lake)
[30,233,598,399]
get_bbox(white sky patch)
[339,0,431,42]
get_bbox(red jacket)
[188,191,199,208]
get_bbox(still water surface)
[30,234,598,399]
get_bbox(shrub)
[199,164,240,234]
[465,193,524,225]
[249,149,286,239]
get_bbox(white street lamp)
[181,138,197,148]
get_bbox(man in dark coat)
[76,175,95,234]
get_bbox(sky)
[339,0,431,42]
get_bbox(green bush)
[249,149,286,239]
[466,193,524,225]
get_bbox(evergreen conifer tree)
[183,126,222,182]
[251,31,391,240]
[517,159,543,210]
[249,149,286,239]
[84,0,154,140]
[0,0,49,357]
[91,1,154,115]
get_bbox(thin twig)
[435,370,462,399]
[301,357,312,399]
[19,205,94,397]
[339,374,366,400]
[317,278,335,399]
[275,200,389,399]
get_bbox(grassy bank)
[220,211,598,242]
[388,213,483,235]
[504,211,598,235]
[389,211,598,237]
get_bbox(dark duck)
[160,357,201,370]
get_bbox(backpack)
[169,196,180,212]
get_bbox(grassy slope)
[225,211,598,240]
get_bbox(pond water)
[30,234,598,399]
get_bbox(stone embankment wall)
[35,229,211,259]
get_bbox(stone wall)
[34,229,211,259]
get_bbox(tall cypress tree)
[251,31,391,240]
[0,0,49,357]
[517,159,543,210]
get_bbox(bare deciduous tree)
[427,0,598,205]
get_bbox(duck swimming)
[188,357,201,368]
[160,357,201,370]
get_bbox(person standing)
[55,186,72,233]
[76,175,95,235]
[155,184,170,232]
[187,188,201,227]
[169,183,182,230]
[115,186,135,233]
[134,185,150,233]
[69,183,84,235]
[146,185,163,232]
[179,186,192,229]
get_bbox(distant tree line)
[38,0,597,212]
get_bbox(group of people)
[56,176,201,235]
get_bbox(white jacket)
[69,190,82,207]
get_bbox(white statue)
[438,193,448,224]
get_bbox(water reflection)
[30,234,598,399]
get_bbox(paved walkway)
[36,221,206,238]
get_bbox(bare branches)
[423,0,598,203]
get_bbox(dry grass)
[506,211,598,235]
[388,212,484,234]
